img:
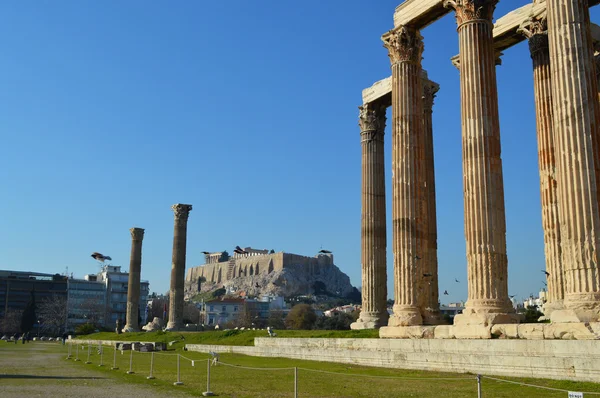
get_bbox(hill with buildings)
[184,247,355,300]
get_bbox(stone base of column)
[350,312,389,330]
[165,322,183,331]
[541,300,564,319]
[387,305,423,327]
[550,309,600,323]
[121,325,139,333]
[453,306,522,332]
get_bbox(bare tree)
[183,302,200,324]
[38,295,67,335]
[0,309,23,334]
[79,298,105,327]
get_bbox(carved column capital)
[422,81,440,113]
[359,103,386,143]
[130,227,145,241]
[443,0,498,26]
[172,204,192,222]
[518,15,549,58]
[382,26,424,66]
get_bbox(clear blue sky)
[1,1,598,305]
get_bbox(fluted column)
[444,0,515,325]
[382,25,424,327]
[518,16,564,315]
[547,0,600,322]
[166,204,192,331]
[123,227,144,332]
[352,102,389,330]
[419,78,442,324]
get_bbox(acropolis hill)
[184,247,355,299]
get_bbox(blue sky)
[1,1,597,305]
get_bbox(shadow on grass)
[0,374,106,380]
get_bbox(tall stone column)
[166,204,192,331]
[547,0,600,322]
[518,15,564,315]
[381,25,424,327]
[443,0,516,327]
[123,227,144,332]
[419,77,442,325]
[351,102,389,330]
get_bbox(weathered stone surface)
[142,317,164,332]
[544,323,600,340]
[380,325,435,339]
[433,325,454,339]
[518,324,545,339]
[491,324,519,339]
[167,204,192,331]
[452,324,492,339]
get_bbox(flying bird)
[542,281,547,286]
[91,252,112,262]
[234,246,247,254]
[443,290,449,295]
[415,256,422,260]
[201,251,210,255]
[542,270,550,277]
[423,273,432,277]
[255,282,259,288]
[509,295,516,299]
[455,279,460,283]
[319,249,332,254]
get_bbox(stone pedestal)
[519,15,565,316]
[444,0,516,325]
[351,102,389,330]
[547,0,600,322]
[380,25,424,329]
[123,227,144,332]
[166,204,192,331]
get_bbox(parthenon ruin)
[353,0,600,339]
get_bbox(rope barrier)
[483,376,600,395]
[217,360,295,371]
[297,367,474,381]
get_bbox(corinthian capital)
[130,227,145,241]
[359,103,386,142]
[382,26,424,65]
[422,81,440,113]
[443,0,498,25]
[172,204,192,221]
[517,15,549,57]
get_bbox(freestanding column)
[351,102,389,330]
[547,0,600,322]
[419,78,442,325]
[443,0,516,326]
[381,25,424,327]
[166,204,192,331]
[518,16,564,315]
[123,227,144,332]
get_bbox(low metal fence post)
[85,345,91,364]
[111,345,119,370]
[98,345,104,367]
[294,367,298,398]
[66,341,72,360]
[477,374,482,398]
[74,344,80,361]
[127,349,134,374]
[173,354,184,385]
[202,358,214,396]
[147,352,155,380]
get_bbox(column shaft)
[383,26,424,327]
[352,103,389,329]
[167,204,192,330]
[124,228,144,332]
[420,79,442,324]
[444,0,514,324]
[519,17,565,313]
[548,0,600,321]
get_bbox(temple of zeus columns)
[354,0,600,339]
[123,227,144,332]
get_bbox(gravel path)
[0,343,194,398]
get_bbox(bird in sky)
[443,290,449,295]
[234,246,247,254]
[423,273,433,277]
[455,279,460,283]
[415,256,422,260]
[542,270,550,277]
[91,252,112,262]
[319,249,332,254]
[201,251,210,255]
[509,295,516,299]
[543,281,547,286]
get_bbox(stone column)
[123,227,144,332]
[518,15,564,315]
[351,102,389,330]
[443,0,516,327]
[381,25,424,327]
[419,77,442,325]
[547,0,600,322]
[166,204,192,331]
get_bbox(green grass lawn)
[59,341,600,398]
[77,329,380,347]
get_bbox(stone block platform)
[186,337,600,383]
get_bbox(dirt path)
[0,343,194,398]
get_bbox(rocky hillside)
[185,263,355,299]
